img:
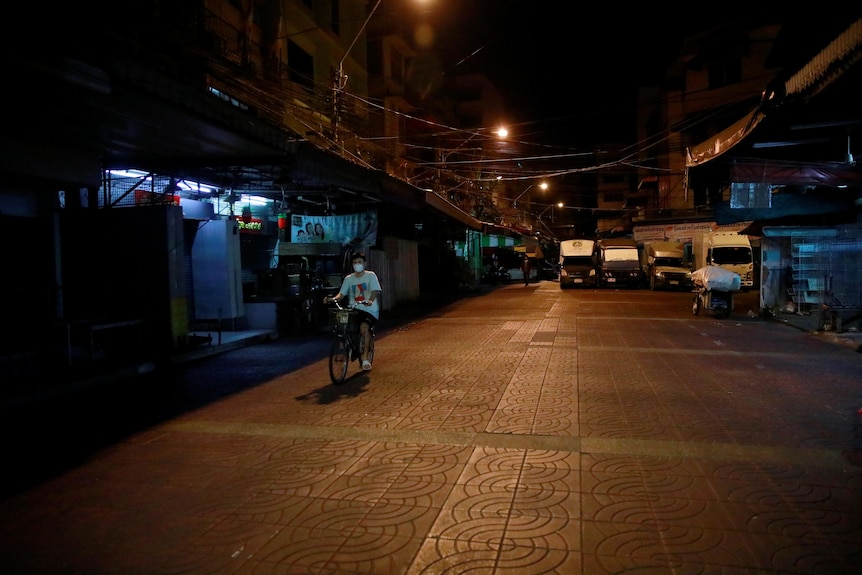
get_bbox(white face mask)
[353,263,365,273]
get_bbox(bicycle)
[327,300,375,384]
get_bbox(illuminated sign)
[237,218,263,233]
[134,190,181,206]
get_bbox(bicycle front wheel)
[366,331,375,363]
[329,337,350,384]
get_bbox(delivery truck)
[692,231,754,289]
[597,238,642,288]
[558,239,597,288]
[643,241,692,291]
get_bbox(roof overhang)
[686,108,765,168]
[730,159,862,186]
[424,191,483,230]
[686,18,862,170]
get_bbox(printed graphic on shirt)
[351,283,368,302]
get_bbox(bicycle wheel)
[329,337,350,384]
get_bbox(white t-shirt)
[338,270,382,319]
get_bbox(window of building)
[730,182,772,209]
[208,87,250,112]
[331,0,339,35]
[367,40,382,76]
[708,58,742,89]
[390,51,403,83]
[287,40,315,91]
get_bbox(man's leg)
[359,319,373,370]
[360,322,370,360]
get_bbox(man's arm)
[323,291,345,304]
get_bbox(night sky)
[408,2,860,148]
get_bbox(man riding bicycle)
[323,251,381,370]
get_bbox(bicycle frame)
[328,302,375,384]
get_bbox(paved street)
[2,281,861,574]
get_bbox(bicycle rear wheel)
[329,337,350,384]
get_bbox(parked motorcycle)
[481,265,511,285]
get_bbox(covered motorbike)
[690,266,741,318]
[481,265,511,285]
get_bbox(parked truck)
[692,231,754,289]
[644,241,693,291]
[558,239,597,288]
[597,237,642,288]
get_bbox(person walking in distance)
[323,251,381,370]
[522,254,531,286]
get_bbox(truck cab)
[597,238,642,288]
[645,241,693,291]
[558,239,597,288]
[703,232,754,289]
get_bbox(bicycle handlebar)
[326,297,371,309]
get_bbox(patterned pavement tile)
[3,284,862,574]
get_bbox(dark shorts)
[355,308,376,328]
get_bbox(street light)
[332,0,429,143]
[331,0,385,142]
[512,181,548,208]
[436,126,507,185]
[539,201,564,222]
[438,126,507,163]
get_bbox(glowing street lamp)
[435,126,507,191]
[539,201,564,222]
[512,181,548,208]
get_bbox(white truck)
[558,239,597,289]
[692,231,754,289]
[597,238,642,288]
[643,241,692,291]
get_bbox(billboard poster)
[290,211,378,248]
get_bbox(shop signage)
[237,217,263,233]
[134,189,181,206]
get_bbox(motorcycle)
[481,265,511,285]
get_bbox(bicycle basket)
[329,308,359,334]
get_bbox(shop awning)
[424,191,483,230]
[685,19,861,170]
[685,108,765,168]
[514,237,544,259]
[730,160,862,186]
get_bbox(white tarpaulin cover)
[685,109,764,167]
[691,266,741,292]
